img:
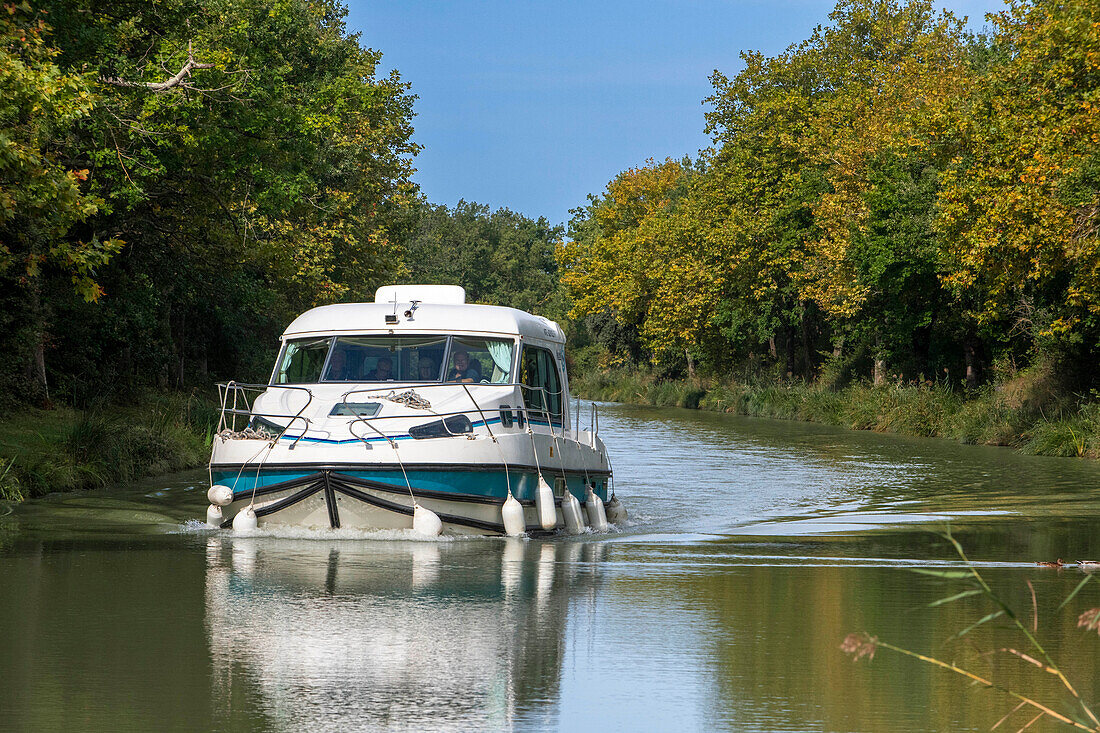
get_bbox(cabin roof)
[282,302,565,343]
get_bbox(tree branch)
[102,40,215,92]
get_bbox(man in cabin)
[448,350,481,383]
[325,348,356,381]
[366,356,394,381]
[418,357,437,380]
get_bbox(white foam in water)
[191,523,466,542]
[614,512,654,528]
[174,519,217,534]
[175,520,628,541]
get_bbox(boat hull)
[211,466,611,535]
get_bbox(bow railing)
[214,380,600,447]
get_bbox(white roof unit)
[374,285,466,305]
[281,302,565,343]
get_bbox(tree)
[558,159,701,366]
[937,0,1100,360]
[0,1,122,397]
[0,0,420,400]
[401,200,565,317]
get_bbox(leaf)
[954,610,1006,639]
[1058,574,1095,611]
[927,589,983,608]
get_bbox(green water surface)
[3,403,1100,732]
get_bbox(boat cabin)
[269,285,569,425]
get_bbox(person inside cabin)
[418,357,437,381]
[448,350,482,383]
[366,356,394,381]
[325,348,356,381]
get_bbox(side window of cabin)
[275,338,330,384]
[446,337,514,384]
[543,351,562,423]
[520,346,563,425]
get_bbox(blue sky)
[347,1,1007,227]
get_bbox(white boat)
[204,285,623,536]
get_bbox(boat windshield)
[272,335,516,384]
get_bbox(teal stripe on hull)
[210,467,609,503]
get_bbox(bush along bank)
[0,392,218,502]
[570,370,1100,459]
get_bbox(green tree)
[1,0,420,400]
[0,2,121,397]
[937,0,1100,363]
[558,159,701,368]
[404,200,564,317]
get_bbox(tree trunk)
[27,281,49,402]
[685,349,696,380]
[963,334,983,390]
[768,336,777,358]
[32,339,48,401]
[800,311,812,379]
[784,326,795,379]
[172,311,186,387]
[119,345,133,386]
[873,337,886,387]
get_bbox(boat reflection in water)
[204,535,607,730]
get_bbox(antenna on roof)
[385,293,399,325]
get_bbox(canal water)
[3,402,1100,732]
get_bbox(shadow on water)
[3,400,1100,731]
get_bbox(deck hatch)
[408,414,473,439]
[329,402,382,417]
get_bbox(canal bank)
[0,392,215,502]
[570,370,1100,459]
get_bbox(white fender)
[207,484,234,506]
[606,494,628,525]
[594,492,608,529]
[413,503,443,537]
[232,506,258,531]
[562,491,584,534]
[206,504,223,527]
[501,493,526,536]
[536,476,557,530]
[585,487,608,532]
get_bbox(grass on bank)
[0,391,218,502]
[570,369,1100,459]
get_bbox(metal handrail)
[217,382,315,447]
[340,383,501,445]
[460,383,495,439]
[339,385,503,444]
[216,380,584,446]
[336,383,567,444]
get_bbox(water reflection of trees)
[616,560,1100,731]
[204,537,607,731]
